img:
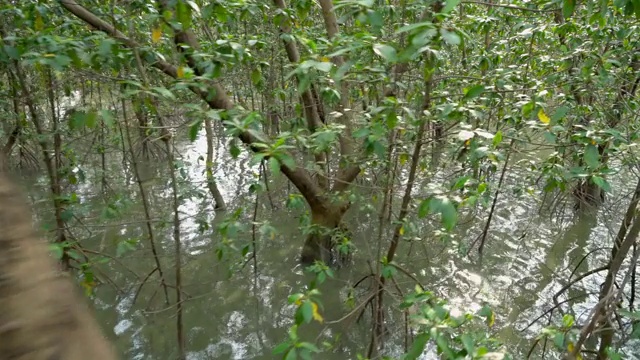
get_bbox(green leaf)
[552,106,570,122]
[288,293,304,304]
[152,87,176,100]
[3,45,19,59]
[584,144,600,169]
[366,9,384,31]
[313,61,332,72]
[396,21,433,34]
[116,240,136,257]
[562,314,575,328]
[353,127,370,138]
[372,139,386,159]
[440,28,461,45]
[301,301,313,323]
[493,131,503,147]
[297,74,312,94]
[619,309,640,320]
[404,333,429,360]
[436,334,455,359]
[591,176,611,192]
[438,198,457,231]
[553,332,565,349]
[60,209,74,222]
[522,102,535,118]
[284,348,297,360]
[299,349,312,360]
[85,110,98,129]
[176,0,193,29]
[98,39,114,57]
[100,110,114,127]
[382,264,397,278]
[49,243,64,260]
[563,0,576,19]
[373,44,398,62]
[317,271,326,284]
[463,85,485,100]
[452,176,470,190]
[460,334,475,354]
[273,343,290,354]
[418,197,457,230]
[189,120,202,142]
[607,349,624,360]
[251,68,262,85]
[442,0,462,14]
[298,342,320,353]
[418,198,431,217]
[268,156,280,177]
[229,141,241,158]
[278,154,296,169]
[334,60,353,84]
[49,55,71,71]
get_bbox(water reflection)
[19,132,640,359]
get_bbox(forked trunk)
[300,208,345,265]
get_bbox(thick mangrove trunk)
[300,208,346,265]
[0,171,118,360]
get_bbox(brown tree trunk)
[0,171,118,360]
[569,176,640,358]
[1,124,20,161]
[300,206,347,265]
[2,71,22,164]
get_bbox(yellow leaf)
[81,279,95,296]
[321,56,330,62]
[34,14,44,31]
[152,27,162,43]
[591,139,597,145]
[399,226,405,236]
[487,311,495,327]
[464,139,471,146]
[399,153,408,165]
[311,302,323,323]
[177,66,185,78]
[538,109,550,124]
[294,298,302,306]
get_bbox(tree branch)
[317,0,361,192]
[58,0,328,212]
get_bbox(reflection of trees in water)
[504,210,600,356]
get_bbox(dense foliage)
[3,0,640,359]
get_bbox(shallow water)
[21,132,640,359]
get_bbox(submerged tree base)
[573,180,605,211]
[300,209,353,267]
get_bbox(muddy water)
[22,133,640,359]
